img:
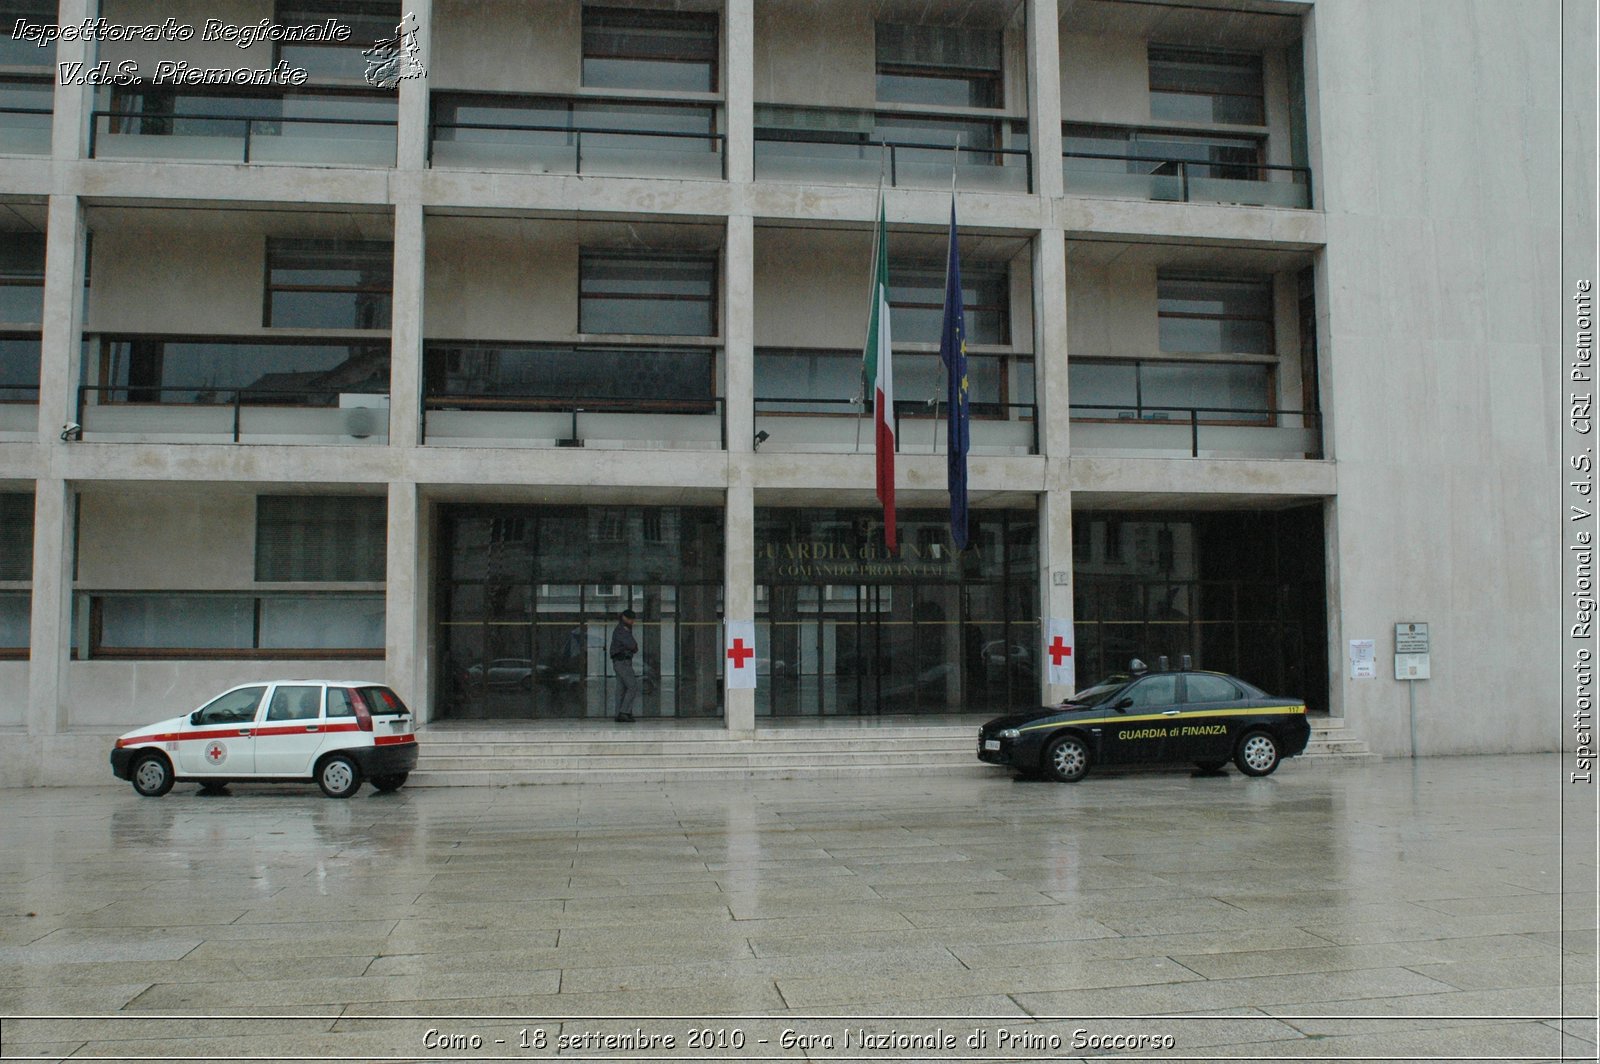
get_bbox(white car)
[110,680,419,799]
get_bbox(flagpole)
[936,134,960,459]
[856,160,888,457]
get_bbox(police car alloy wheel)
[1235,731,1282,777]
[1044,735,1091,783]
[317,754,363,799]
[131,753,174,797]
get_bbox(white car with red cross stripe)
[110,680,419,798]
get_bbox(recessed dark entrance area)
[1072,504,1328,712]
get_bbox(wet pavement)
[0,754,1594,1062]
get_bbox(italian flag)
[863,199,896,551]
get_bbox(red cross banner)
[725,619,757,690]
[1045,618,1075,691]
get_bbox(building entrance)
[435,505,724,720]
[756,508,1040,716]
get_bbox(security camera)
[59,422,81,441]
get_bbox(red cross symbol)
[1048,637,1073,666]
[204,742,226,765]
[727,638,754,669]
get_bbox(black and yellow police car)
[978,667,1310,782]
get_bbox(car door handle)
[237,729,252,735]
[305,726,318,732]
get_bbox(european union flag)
[938,197,970,551]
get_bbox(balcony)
[1070,403,1321,460]
[422,341,725,449]
[754,349,1037,455]
[77,338,390,445]
[755,105,1031,192]
[430,93,725,180]
[90,91,397,167]
[1063,124,1311,209]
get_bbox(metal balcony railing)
[1063,151,1311,208]
[76,384,389,443]
[754,396,1039,455]
[90,109,398,165]
[756,125,1032,192]
[1070,403,1323,458]
[422,392,725,449]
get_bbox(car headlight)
[998,728,1020,740]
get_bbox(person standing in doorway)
[610,608,640,723]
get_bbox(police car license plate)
[983,740,1000,751]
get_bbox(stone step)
[406,719,1369,784]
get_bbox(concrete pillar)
[725,0,755,184]
[724,482,755,734]
[389,203,425,449]
[26,479,73,739]
[384,480,428,720]
[1027,0,1065,199]
[35,195,85,441]
[1039,475,1075,703]
[51,0,92,161]
[395,0,433,172]
[1034,229,1070,457]
[725,214,754,453]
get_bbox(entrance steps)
[1302,721,1376,761]
[409,718,1370,786]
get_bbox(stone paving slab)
[0,753,1592,1062]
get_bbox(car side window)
[1185,674,1243,703]
[326,688,357,718]
[1125,675,1178,709]
[266,685,322,722]
[195,686,266,725]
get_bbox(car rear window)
[1185,674,1243,702]
[356,686,410,716]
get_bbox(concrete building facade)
[0,0,1570,783]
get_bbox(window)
[255,494,387,582]
[578,251,716,336]
[1157,277,1273,354]
[105,89,396,139]
[1065,124,1261,180]
[1149,47,1264,125]
[99,338,389,404]
[1068,360,1272,423]
[875,23,1002,108]
[1125,674,1179,709]
[1185,674,1243,703]
[582,7,718,92]
[327,687,358,718]
[0,493,32,581]
[265,239,393,329]
[275,0,401,81]
[0,231,45,324]
[266,684,323,721]
[426,342,716,410]
[889,263,1008,344]
[88,593,384,657]
[195,686,267,725]
[0,0,57,66]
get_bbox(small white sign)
[1395,653,1431,680]
[1045,618,1075,690]
[724,619,757,691]
[1395,622,1430,655]
[1349,638,1377,679]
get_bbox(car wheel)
[1043,734,1091,783]
[1195,761,1226,774]
[371,773,408,793]
[1234,730,1282,777]
[131,753,174,797]
[316,754,363,799]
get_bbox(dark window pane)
[267,239,393,329]
[0,338,39,399]
[582,7,717,92]
[428,343,715,407]
[1149,47,1264,126]
[256,494,387,582]
[1157,276,1273,354]
[100,339,389,403]
[888,265,1007,344]
[0,1,57,67]
[1140,362,1271,420]
[579,252,716,336]
[0,492,33,581]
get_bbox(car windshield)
[356,686,410,716]
[1065,674,1136,708]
